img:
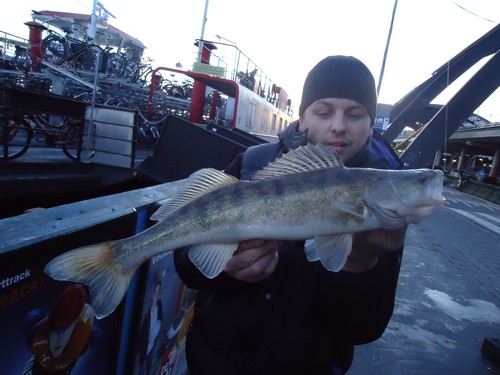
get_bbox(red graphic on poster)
[24,284,94,374]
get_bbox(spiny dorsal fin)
[251,143,344,180]
[150,168,238,221]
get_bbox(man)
[174,55,406,374]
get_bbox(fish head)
[363,169,446,230]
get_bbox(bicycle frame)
[41,29,102,72]
[0,112,84,161]
[64,38,93,61]
[27,113,70,144]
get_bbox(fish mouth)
[422,173,447,207]
[416,193,446,208]
[426,196,447,207]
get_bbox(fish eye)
[418,172,429,184]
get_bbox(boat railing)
[199,39,290,111]
[0,30,30,58]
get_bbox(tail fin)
[44,242,135,319]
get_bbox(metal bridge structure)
[381,24,500,172]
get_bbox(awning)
[31,10,146,51]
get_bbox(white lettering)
[0,269,32,288]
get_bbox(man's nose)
[328,114,346,132]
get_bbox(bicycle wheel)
[61,122,83,161]
[123,60,140,82]
[106,52,126,78]
[0,117,33,160]
[136,65,151,86]
[12,50,33,72]
[136,124,159,148]
[182,82,193,99]
[41,35,67,65]
[163,81,184,97]
[74,44,103,73]
[63,120,96,161]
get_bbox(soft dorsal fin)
[150,168,238,221]
[251,143,344,180]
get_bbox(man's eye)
[317,111,331,117]
[347,111,364,119]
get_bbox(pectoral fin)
[331,201,366,220]
[304,234,352,272]
[365,200,406,231]
[188,243,239,279]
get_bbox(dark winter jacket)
[174,121,403,374]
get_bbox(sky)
[2,0,499,121]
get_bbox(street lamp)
[215,34,238,47]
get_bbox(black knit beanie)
[298,55,377,124]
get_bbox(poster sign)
[192,62,225,78]
[131,251,196,375]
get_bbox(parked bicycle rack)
[41,60,101,91]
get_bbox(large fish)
[45,144,445,318]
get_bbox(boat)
[0,9,294,216]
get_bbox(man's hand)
[224,239,281,282]
[342,226,407,273]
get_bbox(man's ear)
[298,115,304,130]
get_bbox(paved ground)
[350,187,500,374]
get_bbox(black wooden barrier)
[136,115,263,183]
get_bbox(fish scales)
[43,144,445,318]
[115,170,332,266]
[119,167,387,266]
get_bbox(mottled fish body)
[45,144,445,318]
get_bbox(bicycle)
[162,78,193,99]
[455,172,471,191]
[4,44,33,73]
[113,48,141,82]
[0,112,84,161]
[132,57,163,88]
[136,110,161,147]
[100,36,127,78]
[162,78,185,98]
[103,47,127,78]
[40,27,103,74]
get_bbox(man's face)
[299,98,373,163]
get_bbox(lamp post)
[89,0,99,40]
[197,0,210,62]
[190,0,213,123]
[89,1,116,41]
[377,0,398,96]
